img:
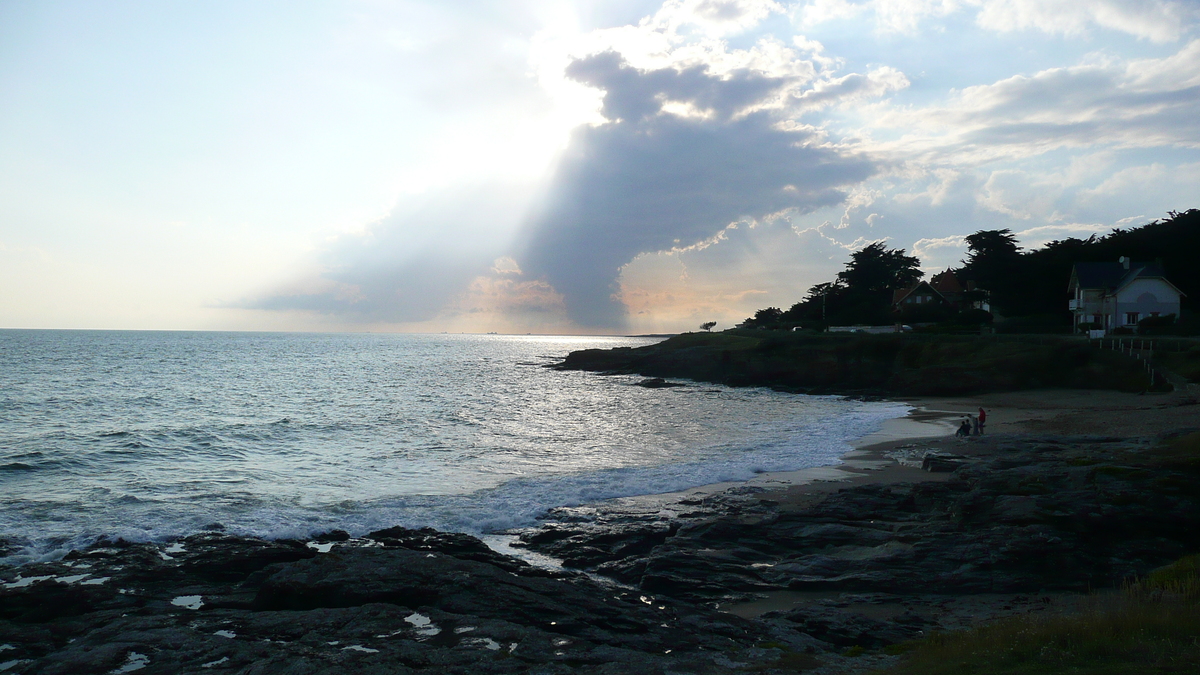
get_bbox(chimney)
[1119,256,1130,269]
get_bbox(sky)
[1,0,1198,334]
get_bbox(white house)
[1068,257,1184,333]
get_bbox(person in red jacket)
[978,407,986,435]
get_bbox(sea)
[0,330,910,566]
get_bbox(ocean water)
[0,330,908,564]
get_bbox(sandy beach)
[654,387,1200,510]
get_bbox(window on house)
[1150,312,1160,317]
[1092,315,1103,325]
[1126,312,1139,325]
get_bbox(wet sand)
[666,388,1199,512]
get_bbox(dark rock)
[0,529,776,674]
[766,606,923,648]
[634,377,684,388]
[312,530,352,543]
[517,434,1200,603]
[922,453,967,472]
[176,533,316,582]
[367,526,544,576]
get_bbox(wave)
[0,400,906,566]
[0,462,36,472]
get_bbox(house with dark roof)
[891,280,945,311]
[1068,257,1183,333]
[891,271,990,314]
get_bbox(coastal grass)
[1157,347,1200,383]
[562,331,1158,395]
[879,556,1200,675]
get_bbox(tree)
[836,242,923,296]
[781,282,846,323]
[960,228,1017,285]
[741,307,783,329]
[828,243,922,324]
[699,321,717,332]
[959,229,1021,313]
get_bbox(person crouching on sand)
[957,418,971,437]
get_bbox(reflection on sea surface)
[0,330,907,562]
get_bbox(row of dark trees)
[741,209,1200,333]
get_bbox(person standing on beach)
[971,414,980,436]
[978,407,986,435]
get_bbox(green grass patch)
[1157,350,1200,383]
[1142,555,1200,597]
[879,555,1200,675]
[1144,432,1200,474]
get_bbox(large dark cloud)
[245,183,531,323]
[518,52,875,328]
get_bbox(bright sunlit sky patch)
[2,0,1197,333]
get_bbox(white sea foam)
[464,637,501,650]
[110,652,148,673]
[171,595,203,610]
[405,612,440,637]
[0,332,910,566]
[343,645,379,653]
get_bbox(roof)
[1070,262,1126,291]
[1070,261,1185,296]
[1114,263,1185,296]
[930,271,963,294]
[891,281,945,306]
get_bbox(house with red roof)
[891,270,990,315]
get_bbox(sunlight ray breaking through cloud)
[1,0,1198,332]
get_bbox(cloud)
[866,40,1200,164]
[244,182,538,324]
[1012,222,1115,246]
[648,0,785,37]
[517,51,876,328]
[564,50,793,121]
[978,169,1060,219]
[794,66,910,110]
[444,268,570,331]
[615,212,860,332]
[911,233,966,257]
[792,0,1195,41]
[974,0,1192,43]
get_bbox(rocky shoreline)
[2,526,796,674]
[4,429,1199,674]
